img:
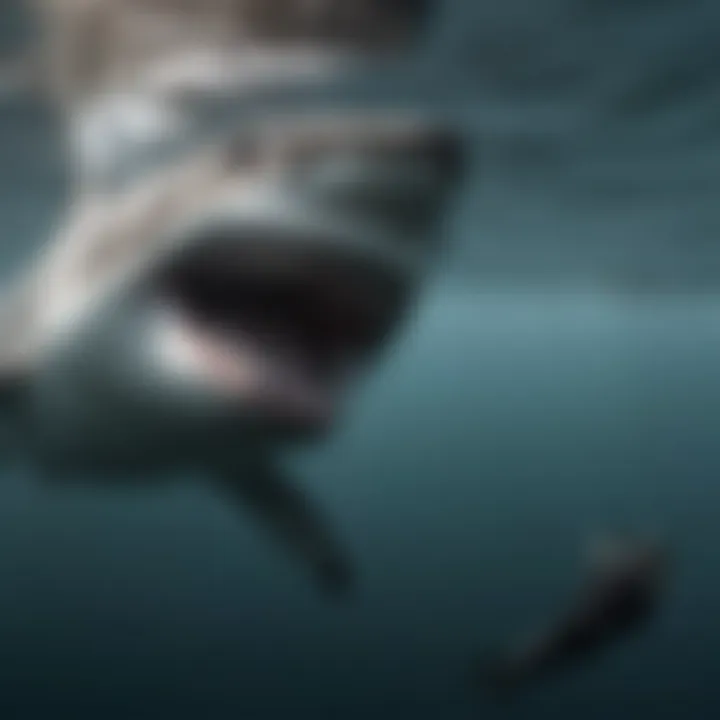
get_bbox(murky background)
[0,1,719,717]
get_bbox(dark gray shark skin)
[474,536,671,696]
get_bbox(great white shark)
[0,109,467,595]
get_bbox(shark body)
[0,110,467,595]
[0,0,465,597]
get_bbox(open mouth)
[153,239,405,429]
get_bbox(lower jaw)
[198,355,344,439]
[150,303,360,440]
[247,383,337,432]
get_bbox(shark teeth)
[153,302,339,423]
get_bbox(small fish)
[473,534,671,696]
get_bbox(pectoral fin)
[0,279,36,406]
[214,461,355,599]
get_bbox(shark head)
[17,111,466,470]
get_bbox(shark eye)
[224,132,261,170]
[284,134,329,169]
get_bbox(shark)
[0,109,467,596]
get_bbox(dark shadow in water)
[470,534,671,700]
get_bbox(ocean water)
[1,1,720,718]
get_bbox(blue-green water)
[2,0,720,717]
[0,288,718,717]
